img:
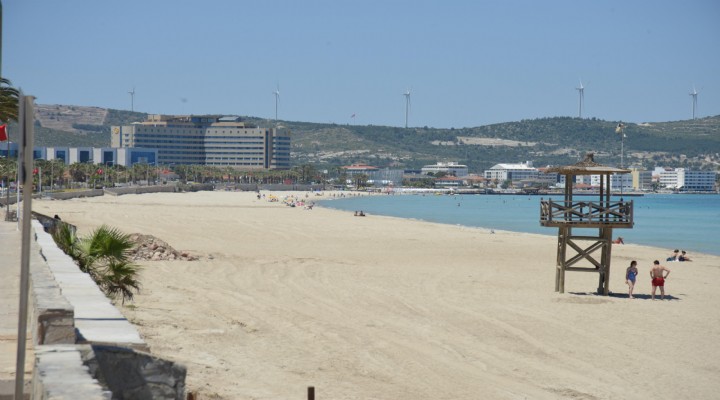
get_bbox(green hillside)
[21,104,720,173]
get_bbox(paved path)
[0,220,33,398]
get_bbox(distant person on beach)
[613,237,624,244]
[626,260,638,299]
[650,260,671,300]
[679,250,692,262]
[667,249,679,262]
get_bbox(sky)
[3,0,720,129]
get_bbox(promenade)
[0,220,33,398]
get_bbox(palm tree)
[79,225,140,303]
[0,77,19,122]
[56,224,141,304]
[52,222,79,260]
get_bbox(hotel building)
[484,161,538,183]
[111,115,291,169]
[421,162,469,177]
[658,168,716,192]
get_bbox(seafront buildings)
[4,143,158,167]
[484,161,538,183]
[111,115,291,169]
[421,162,469,177]
[657,167,716,192]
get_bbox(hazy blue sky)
[4,0,719,128]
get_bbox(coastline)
[33,191,720,400]
[319,191,720,257]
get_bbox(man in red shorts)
[650,260,671,300]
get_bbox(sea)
[319,193,720,256]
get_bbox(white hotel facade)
[112,115,291,169]
[657,167,716,192]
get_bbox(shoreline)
[317,192,720,257]
[33,191,720,400]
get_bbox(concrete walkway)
[0,220,33,399]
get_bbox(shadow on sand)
[569,292,681,301]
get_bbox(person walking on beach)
[626,260,638,299]
[650,260,671,300]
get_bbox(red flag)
[0,124,7,142]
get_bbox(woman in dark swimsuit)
[626,260,638,299]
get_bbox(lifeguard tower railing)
[540,199,633,228]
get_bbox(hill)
[19,104,720,173]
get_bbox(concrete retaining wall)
[28,238,75,346]
[32,221,148,352]
[31,346,110,400]
[86,346,186,400]
[104,185,178,196]
[41,190,105,201]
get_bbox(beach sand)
[34,191,720,400]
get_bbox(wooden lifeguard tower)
[540,153,634,295]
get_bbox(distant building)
[434,175,463,187]
[683,170,716,192]
[536,167,561,187]
[421,162,468,177]
[462,174,489,187]
[112,114,291,169]
[484,161,537,183]
[3,143,157,167]
[657,168,716,192]
[341,163,379,176]
[610,174,633,192]
[629,166,653,191]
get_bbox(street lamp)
[616,123,626,168]
[616,123,627,195]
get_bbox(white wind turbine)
[575,80,585,118]
[403,88,411,128]
[689,86,699,120]
[273,84,280,122]
[128,87,136,112]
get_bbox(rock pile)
[128,233,198,261]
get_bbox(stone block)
[84,345,186,400]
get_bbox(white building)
[657,168,717,192]
[421,162,468,177]
[4,144,157,167]
[659,168,682,189]
[484,161,538,183]
[112,114,291,169]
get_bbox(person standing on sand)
[626,260,638,299]
[650,260,671,300]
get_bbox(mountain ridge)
[22,104,720,173]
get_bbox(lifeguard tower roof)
[545,153,630,175]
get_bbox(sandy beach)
[33,191,720,400]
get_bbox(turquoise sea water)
[319,193,720,256]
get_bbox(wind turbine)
[689,86,699,120]
[273,85,280,122]
[403,88,411,128]
[128,87,135,112]
[575,80,585,118]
